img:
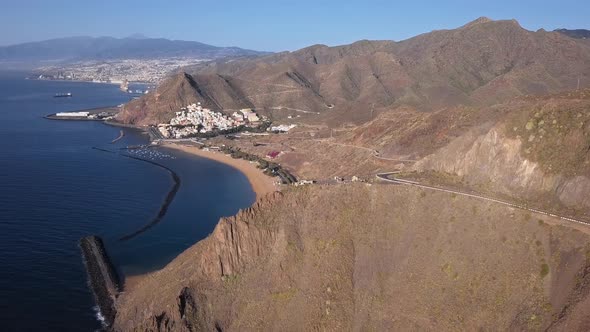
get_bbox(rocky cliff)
[113,192,283,331]
[414,126,590,209]
[114,185,590,331]
[414,91,590,212]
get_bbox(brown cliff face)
[113,192,283,331]
[114,186,590,331]
[413,90,590,212]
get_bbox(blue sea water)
[0,71,255,331]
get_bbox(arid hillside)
[412,89,590,213]
[109,17,590,332]
[116,72,255,125]
[117,18,590,126]
[114,185,590,331]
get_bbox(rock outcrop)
[114,185,590,331]
[79,236,120,329]
[113,192,284,331]
[413,91,590,212]
[414,126,590,209]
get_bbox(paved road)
[270,106,321,115]
[146,126,164,140]
[376,172,590,227]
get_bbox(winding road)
[376,172,590,228]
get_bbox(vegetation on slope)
[504,89,590,177]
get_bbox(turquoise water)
[0,71,255,331]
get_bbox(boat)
[54,92,72,98]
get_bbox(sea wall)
[79,236,120,329]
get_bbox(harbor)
[45,105,120,121]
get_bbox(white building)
[159,103,243,138]
[270,124,296,132]
[55,111,90,117]
[239,108,260,123]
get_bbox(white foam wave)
[93,305,106,325]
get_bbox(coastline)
[121,142,279,292]
[30,78,152,85]
[162,142,278,200]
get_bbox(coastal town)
[48,99,309,186]
[49,101,298,139]
[31,57,205,83]
[157,103,257,138]
[156,103,295,139]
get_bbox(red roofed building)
[267,151,281,159]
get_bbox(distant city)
[30,57,206,83]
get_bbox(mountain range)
[109,18,590,331]
[0,36,266,64]
[555,28,590,39]
[118,17,590,126]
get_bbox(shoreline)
[29,78,152,85]
[162,142,279,200]
[85,122,278,293]
[121,142,279,292]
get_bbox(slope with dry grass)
[114,185,590,331]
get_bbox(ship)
[54,92,72,98]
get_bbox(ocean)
[0,71,255,331]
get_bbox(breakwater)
[91,146,116,154]
[79,236,120,329]
[91,147,181,241]
[111,130,125,144]
[117,153,181,241]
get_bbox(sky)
[2,0,589,51]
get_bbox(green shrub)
[540,263,549,278]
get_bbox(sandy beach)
[123,142,278,291]
[162,142,278,200]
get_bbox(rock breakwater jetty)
[79,236,120,329]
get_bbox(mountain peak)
[464,17,493,27]
[461,17,524,30]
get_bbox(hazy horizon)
[3,0,590,52]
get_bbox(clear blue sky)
[2,0,589,51]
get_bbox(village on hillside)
[157,103,295,139]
